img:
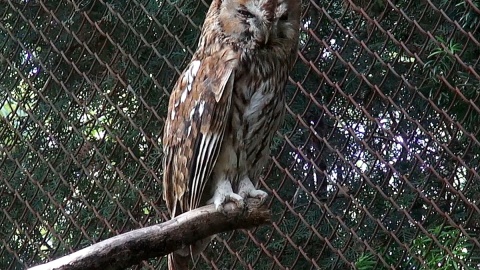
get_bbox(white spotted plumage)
[198,100,205,117]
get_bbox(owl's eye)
[238,9,254,19]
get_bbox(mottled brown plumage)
[162,0,300,269]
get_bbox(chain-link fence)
[1,0,480,269]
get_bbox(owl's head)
[216,0,300,49]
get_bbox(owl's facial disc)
[219,0,278,47]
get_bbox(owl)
[162,0,300,269]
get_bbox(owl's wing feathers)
[163,48,239,217]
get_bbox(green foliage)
[355,253,376,270]
[425,36,463,80]
[409,226,476,270]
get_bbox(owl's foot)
[238,177,268,205]
[207,180,244,213]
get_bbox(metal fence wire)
[1,0,480,269]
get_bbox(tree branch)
[29,199,270,270]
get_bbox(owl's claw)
[209,192,244,213]
[245,189,268,204]
[238,177,268,205]
[207,182,245,214]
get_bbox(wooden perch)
[29,199,270,270]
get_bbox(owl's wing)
[162,48,239,217]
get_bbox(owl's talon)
[238,177,268,205]
[208,189,244,214]
[217,194,244,213]
[249,189,268,204]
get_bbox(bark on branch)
[29,199,270,270]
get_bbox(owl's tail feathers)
[167,236,214,270]
[168,253,189,270]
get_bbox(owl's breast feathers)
[228,50,289,179]
[163,40,292,218]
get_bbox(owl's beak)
[264,31,270,45]
[257,21,273,45]
[263,22,274,45]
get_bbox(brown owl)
[162,0,300,268]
